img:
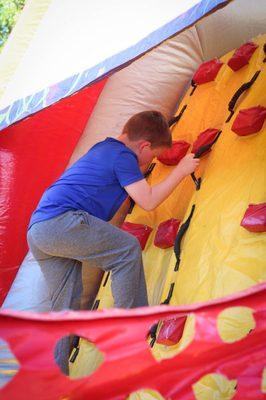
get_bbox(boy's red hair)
[122,110,172,148]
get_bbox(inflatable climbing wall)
[0,0,266,398]
[68,35,266,399]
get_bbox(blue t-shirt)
[28,137,144,230]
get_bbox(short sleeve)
[114,150,144,187]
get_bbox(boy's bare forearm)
[125,154,199,211]
[149,167,186,210]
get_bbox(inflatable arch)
[0,0,265,399]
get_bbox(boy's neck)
[116,133,139,155]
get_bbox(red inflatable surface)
[0,283,265,400]
[121,222,153,250]
[241,203,266,232]
[192,58,223,85]
[156,316,187,345]
[231,106,266,136]
[157,141,190,166]
[154,218,181,249]
[227,41,258,71]
[0,79,107,305]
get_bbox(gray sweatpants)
[27,209,148,374]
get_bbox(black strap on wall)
[191,173,202,191]
[149,322,159,347]
[92,299,100,310]
[69,335,80,363]
[168,105,187,127]
[127,198,135,214]
[190,79,197,96]
[194,130,222,159]
[128,163,156,215]
[149,204,197,347]
[226,70,261,122]
[174,204,196,271]
[102,271,110,287]
[149,282,175,347]
[161,283,175,305]
[190,130,222,190]
[144,163,156,178]
[70,299,100,363]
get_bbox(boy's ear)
[139,140,152,151]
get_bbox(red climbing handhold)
[157,140,190,166]
[192,58,223,85]
[157,316,187,346]
[232,106,266,136]
[228,41,258,71]
[121,222,153,250]
[154,218,181,249]
[192,128,220,155]
[241,203,266,232]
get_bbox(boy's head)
[121,110,172,165]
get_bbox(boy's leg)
[28,210,148,309]
[27,231,82,375]
[27,231,82,311]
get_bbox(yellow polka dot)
[192,373,237,400]
[217,306,255,343]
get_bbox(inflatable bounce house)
[0,0,265,399]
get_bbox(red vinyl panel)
[0,79,107,305]
[0,282,264,400]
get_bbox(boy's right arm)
[124,154,199,211]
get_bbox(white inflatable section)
[2,253,51,312]
[0,0,203,110]
[196,0,266,60]
[2,256,104,312]
[5,0,266,315]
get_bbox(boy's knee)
[128,234,141,249]
[122,233,142,256]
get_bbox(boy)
[27,110,199,373]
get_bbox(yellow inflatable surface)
[69,36,266,390]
